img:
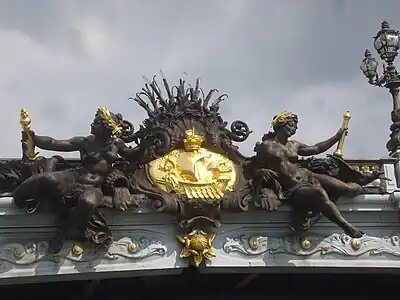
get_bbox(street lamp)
[361,20,400,153]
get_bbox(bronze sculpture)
[12,106,146,251]
[245,111,386,237]
[0,76,388,266]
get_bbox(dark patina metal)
[360,20,400,153]
[0,76,387,254]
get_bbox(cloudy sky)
[0,0,398,159]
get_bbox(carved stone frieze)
[222,233,400,258]
[276,233,400,257]
[0,236,167,272]
[108,236,167,259]
[223,235,268,256]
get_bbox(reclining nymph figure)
[245,111,385,238]
[12,106,145,251]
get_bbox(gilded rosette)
[177,229,216,267]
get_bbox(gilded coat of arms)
[146,129,238,200]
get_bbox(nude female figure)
[253,111,364,238]
[13,106,145,248]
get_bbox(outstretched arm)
[297,129,343,157]
[32,134,84,152]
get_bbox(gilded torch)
[333,110,351,158]
[20,108,38,160]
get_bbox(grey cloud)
[0,0,398,159]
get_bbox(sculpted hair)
[262,113,299,141]
[93,110,123,136]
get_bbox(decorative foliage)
[132,76,228,128]
[129,75,251,145]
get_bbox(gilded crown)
[183,128,204,151]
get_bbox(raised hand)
[335,127,348,140]
[21,130,35,142]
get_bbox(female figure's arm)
[296,128,345,157]
[32,133,84,152]
[115,138,146,162]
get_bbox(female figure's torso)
[257,139,309,189]
[78,136,120,186]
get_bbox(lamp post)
[360,20,400,154]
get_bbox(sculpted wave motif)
[275,234,400,257]
[0,236,167,270]
[108,236,167,259]
[222,233,400,257]
[223,235,269,256]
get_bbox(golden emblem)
[146,129,237,199]
[177,229,216,267]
